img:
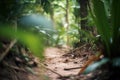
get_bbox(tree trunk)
[79,0,88,30]
[50,3,54,23]
[65,0,69,45]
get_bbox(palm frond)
[92,0,111,56]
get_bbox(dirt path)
[0,44,100,80]
[44,47,84,80]
[25,47,93,80]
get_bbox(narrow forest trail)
[44,47,87,80]
[25,47,94,80]
[0,46,103,80]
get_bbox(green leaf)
[92,0,111,56]
[112,58,120,67]
[111,0,120,54]
[0,26,44,59]
[17,30,45,59]
[83,58,109,74]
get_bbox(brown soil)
[43,47,94,80]
[0,46,104,80]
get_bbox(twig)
[0,39,17,62]
[39,63,63,77]
[64,66,83,71]
[72,44,87,52]
[3,61,26,72]
[12,68,19,80]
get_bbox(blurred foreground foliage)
[0,0,55,59]
[0,26,44,59]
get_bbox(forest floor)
[0,45,105,80]
[43,45,99,80]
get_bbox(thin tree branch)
[0,39,17,62]
[64,66,83,71]
[3,61,26,72]
[39,63,63,77]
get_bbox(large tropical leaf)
[111,0,120,55]
[92,0,111,56]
